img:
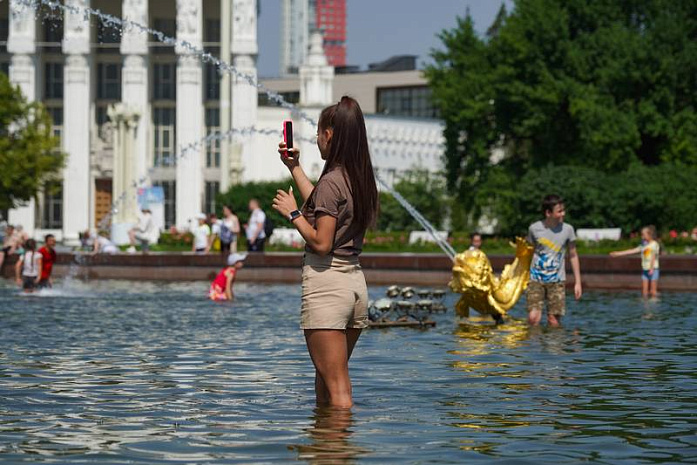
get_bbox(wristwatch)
[289,209,302,222]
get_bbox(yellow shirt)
[641,240,659,270]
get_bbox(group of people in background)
[205,201,267,302]
[0,228,57,293]
[194,199,268,255]
[465,195,670,327]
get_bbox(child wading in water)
[610,225,660,298]
[15,239,42,293]
[209,253,246,301]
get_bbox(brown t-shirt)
[302,168,364,256]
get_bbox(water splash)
[375,176,456,260]
[59,251,88,289]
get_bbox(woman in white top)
[15,238,42,293]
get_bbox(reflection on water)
[0,281,695,464]
[292,407,364,464]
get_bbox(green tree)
[489,164,697,235]
[486,3,508,39]
[426,14,497,222]
[426,0,697,225]
[0,73,64,211]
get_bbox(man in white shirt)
[245,199,266,252]
[128,208,157,253]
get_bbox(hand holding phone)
[283,120,294,158]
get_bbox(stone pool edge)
[2,253,696,291]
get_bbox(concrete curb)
[1,252,695,291]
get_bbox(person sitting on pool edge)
[209,252,247,301]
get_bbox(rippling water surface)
[1,279,695,464]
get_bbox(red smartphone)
[283,120,293,157]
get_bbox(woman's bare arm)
[289,165,315,202]
[291,213,336,256]
[35,257,42,282]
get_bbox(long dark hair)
[318,96,378,229]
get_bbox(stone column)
[231,0,258,183]
[108,104,141,244]
[7,0,37,236]
[219,0,232,191]
[175,0,204,228]
[62,0,92,244]
[121,0,149,192]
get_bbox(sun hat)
[227,252,248,266]
[195,213,207,220]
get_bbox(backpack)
[263,216,275,238]
[220,221,234,243]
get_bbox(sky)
[257,0,514,78]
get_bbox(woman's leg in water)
[642,279,649,298]
[314,329,361,404]
[306,328,361,408]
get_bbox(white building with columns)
[0,0,444,243]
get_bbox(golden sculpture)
[449,237,534,323]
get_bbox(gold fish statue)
[449,237,534,323]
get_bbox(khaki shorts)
[527,281,566,316]
[301,252,369,330]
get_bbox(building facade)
[1,0,259,242]
[279,0,346,76]
[279,0,308,77]
[312,0,346,67]
[260,52,443,188]
[1,1,443,244]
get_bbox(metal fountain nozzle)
[431,289,446,300]
[417,289,431,299]
[396,300,415,310]
[374,298,393,311]
[386,285,401,298]
[401,287,415,299]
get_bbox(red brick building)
[312,0,346,67]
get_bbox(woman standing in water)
[272,96,378,408]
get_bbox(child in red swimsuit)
[209,253,247,301]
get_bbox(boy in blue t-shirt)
[526,194,583,326]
